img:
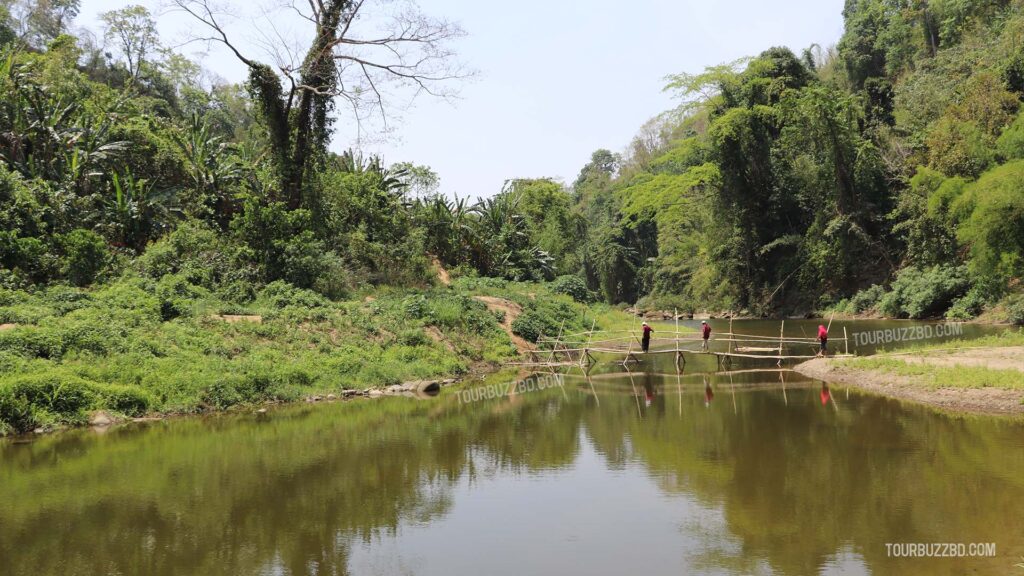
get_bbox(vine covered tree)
[171,0,467,211]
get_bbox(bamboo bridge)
[508,317,853,370]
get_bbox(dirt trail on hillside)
[433,257,451,286]
[474,296,534,354]
[796,348,1024,415]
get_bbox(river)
[1,319,1021,575]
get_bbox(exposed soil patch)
[424,325,456,352]
[433,257,451,286]
[214,315,263,324]
[796,354,1024,415]
[892,346,1024,372]
[473,296,534,354]
[0,323,17,331]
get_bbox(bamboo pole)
[674,308,679,351]
[676,361,683,417]
[728,317,734,354]
[844,326,850,356]
[777,320,785,367]
[626,367,642,418]
[780,370,788,406]
[548,320,565,364]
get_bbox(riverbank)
[0,276,635,437]
[795,331,1024,414]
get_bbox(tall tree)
[6,0,79,47]
[171,0,467,211]
[100,5,159,81]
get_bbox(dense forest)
[1,0,1023,321]
[576,0,1024,321]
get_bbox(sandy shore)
[795,347,1024,415]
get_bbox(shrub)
[997,110,1024,160]
[277,230,348,296]
[201,378,243,410]
[57,312,123,355]
[156,273,211,320]
[0,374,96,432]
[0,326,62,359]
[136,220,243,289]
[59,229,110,287]
[550,275,596,303]
[93,382,153,416]
[399,328,430,346]
[1007,294,1024,326]
[848,284,886,314]
[946,288,986,320]
[0,387,35,435]
[257,280,331,309]
[512,298,580,342]
[877,265,971,319]
[45,285,92,315]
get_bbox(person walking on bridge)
[641,321,653,353]
[701,321,712,352]
[817,324,828,357]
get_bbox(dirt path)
[432,257,451,286]
[473,296,534,354]
[796,349,1024,415]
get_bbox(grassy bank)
[840,330,1024,391]
[0,276,635,436]
[842,358,1024,390]
[796,329,1024,414]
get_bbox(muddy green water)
[2,320,1022,575]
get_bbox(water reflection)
[2,366,1023,576]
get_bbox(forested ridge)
[575,0,1024,321]
[1,0,1023,324]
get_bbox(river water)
[2,320,1022,575]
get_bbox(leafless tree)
[167,0,469,210]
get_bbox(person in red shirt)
[701,321,712,352]
[817,324,828,357]
[641,321,653,352]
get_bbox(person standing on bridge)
[701,321,712,352]
[817,324,828,357]
[641,321,653,353]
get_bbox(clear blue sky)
[78,0,845,199]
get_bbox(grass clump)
[0,373,153,435]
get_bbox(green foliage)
[155,273,209,320]
[956,161,1024,280]
[946,287,986,320]
[848,284,886,314]
[58,229,109,286]
[549,275,596,303]
[511,297,581,343]
[1006,294,1024,325]
[996,109,1024,160]
[876,265,971,319]
[0,372,153,434]
[257,280,330,309]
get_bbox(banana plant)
[168,113,244,225]
[103,169,180,250]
